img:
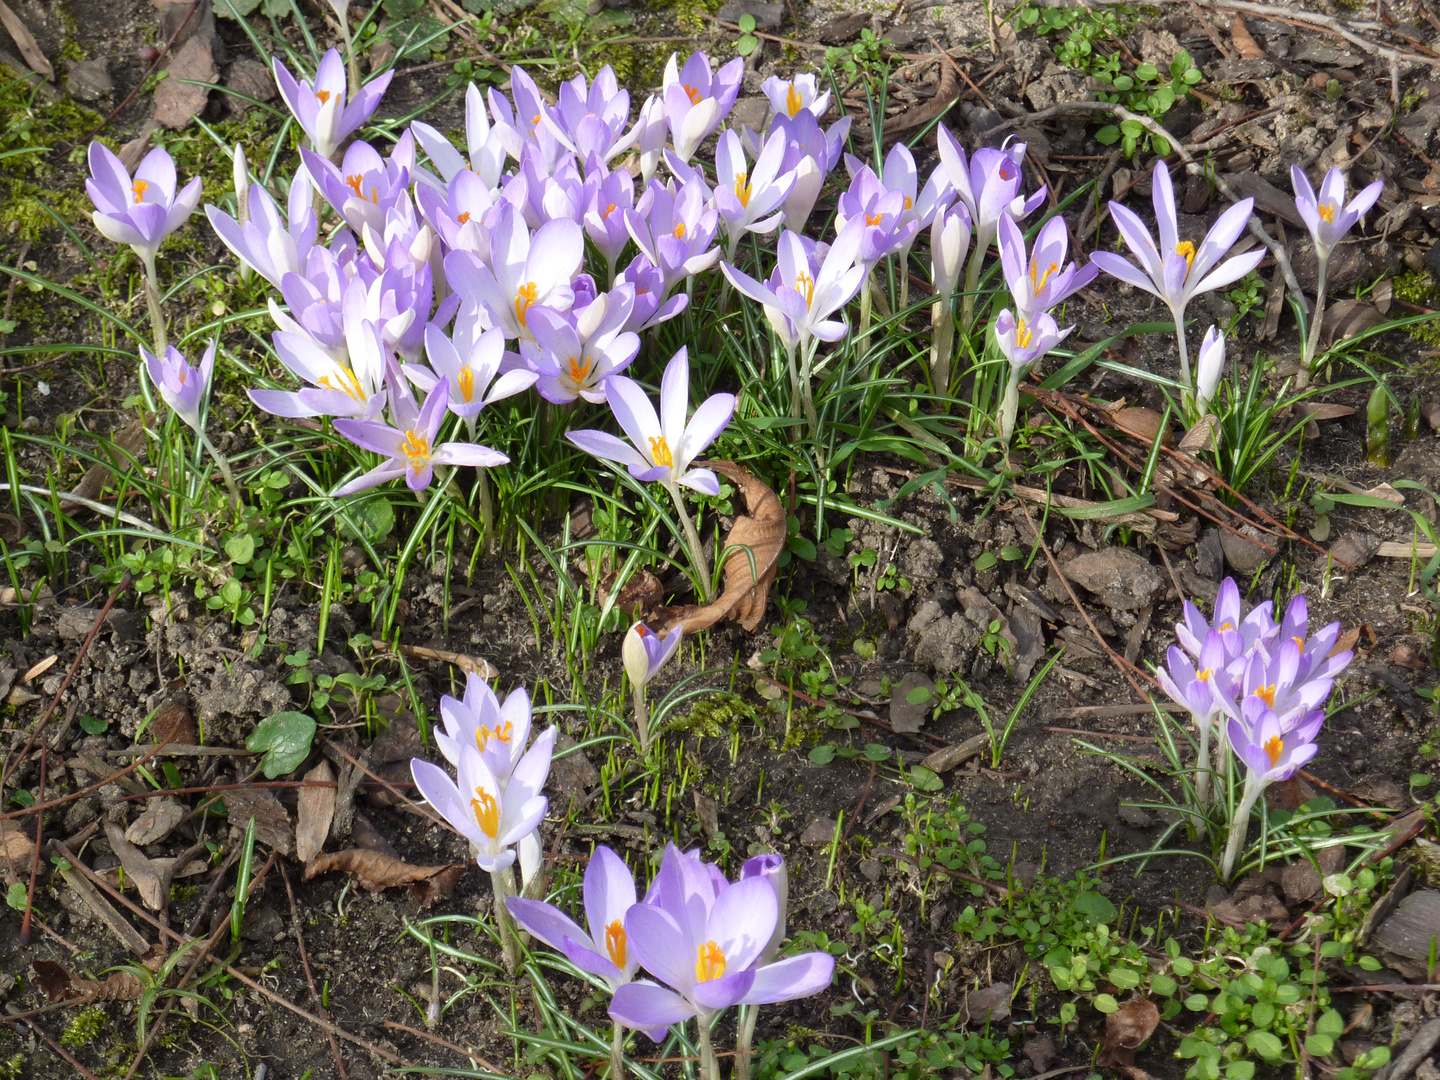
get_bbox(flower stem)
[610,1025,626,1080]
[1172,308,1192,410]
[1220,777,1261,881]
[489,867,522,975]
[696,1015,719,1080]
[476,466,497,555]
[898,267,910,316]
[798,337,821,443]
[665,482,713,603]
[930,290,955,396]
[631,683,651,754]
[960,245,985,334]
[735,1004,760,1080]
[141,254,167,356]
[1299,258,1328,389]
[998,364,1023,442]
[197,430,243,517]
[1193,715,1213,814]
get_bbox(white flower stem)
[858,269,873,340]
[735,1004,760,1080]
[898,266,910,316]
[1194,715,1214,813]
[489,867,522,975]
[696,1016,720,1080]
[197,430,243,516]
[998,364,1023,442]
[631,683,651,754]
[666,482,713,603]
[610,1025,626,1080]
[1172,308,1193,412]
[930,290,955,396]
[798,337,821,441]
[1299,258,1328,389]
[1220,776,1262,881]
[960,245,985,333]
[141,253,167,356]
[476,466,496,555]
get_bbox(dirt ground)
[0,0,1439,1077]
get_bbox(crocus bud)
[741,853,788,960]
[1194,325,1225,417]
[930,202,971,300]
[622,621,682,690]
[233,145,252,281]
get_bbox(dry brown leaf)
[0,1,53,80]
[653,461,784,634]
[104,821,169,910]
[370,639,496,679]
[66,416,148,507]
[1330,626,1361,658]
[124,797,185,846]
[1230,15,1264,59]
[1323,299,1386,345]
[1097,998,1160,1068]
[222,786,295,857]
[1111,407,1172,446]
[1297,403,1356,424]
[0,818,33,866]
[599,568,664,621]
[21,654,56,682]
[303,848,467,907]
[32,960,143,1003]
[296,760,336,865]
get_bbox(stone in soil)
[1061,547,1163,610]
[65,58,113,102]
[889,671,934,733]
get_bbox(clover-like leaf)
[246,711,317,779]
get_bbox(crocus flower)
[303,132,415,237]
[1175,577,1276,663]
[632,94,668,185]
[411,323,537,429]
[143,340,215,433]
[1090,161,1263,390]
[622,622,682,688]
[935,129,1045,259]
[625,178,720,295]
[206,170,318,289]
[582,167,637,282]
[523,286,640,405]
[507,846,647,991]
[608,844,834,1039]
[761,73,829,121]
[740,853,787,962]
[995,308,1070,371]
[1194,325,1225,418]
[566,347,734,496]
[768,112,850,231]
[489,66,571,177]
[928,201,973,393]
[1155,627,1232,807]
[996,214,1096,323]
[410,723,551,873]
[1291,165,1383,266]
[86,142,202,270]
[543,65,637,171]
[1219,697,1324,878]
[273,48,392,160]
[445,205,583,340]
[616,254,688,333]
[432,673,542,783]
[661,51,743,162]
[332,373,508,495]
[412,82,507,191]
[1211,637,1337,735]
[254,286,390,420]
[835,165,919,271]
[713,129,795,263]
[880,144,955,285]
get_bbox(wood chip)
[369,639,496,679]
[21,654,56,682]
[920,733,990,774]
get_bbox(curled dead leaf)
[296,760,336,865]
[0,1,54,81]
[32,960,143,1003]
[1111,407,1172,446]
[1097,998,1160,1068]
[1230,14,1264,58]
[1323,299,1386,345]
[653,462,784,635]
[303,848,467,908]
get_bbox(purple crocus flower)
[411,82,507,190]
[86,142,202,270]
[740,853,787,961]
[1291,166,1383,266]
[768,111,850,231]
[625,178,720,296]
[935,129,1045,259]
[1211,638,1336,735]
[616,254,688,333]
[303,132,415,237]
[632,94,668,185]
[254,285,390,420]
[995,308,1070,371]
[608,844,833,1040]
[445,204,583,340]
[415,167,496,256]
[761,73,829,121]
[432,673,542,786]
[507,845,645,990]
[1155,627,1232,808]
[332,373,508,495]
[836,165,920,270]
[713,129,795,264]
[273,48,392,161]
[1195,325,1225,418]
[269,247,358,358]
[489,66,571,177]
[996,214,1097,323]
[1090,161,1263,394]
[543,65,637,171]
[410,719,551,874]
[661,51,744,162]
[1220,696,1325,878]
[410,323,537,431]
[143,340,215,433]
[1175,577,1277,663]
[622,621,682,689]
[879,143,954,280]
[523,286,640,405]
[206,169,318,289]
[582,167,636,282]
[566,347,734,496]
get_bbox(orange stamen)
[649,435,673,468]
[471,790,500,838]
[515,281,538,328]
[131,180,149,204]
[605,921,628,968]
[694,941,726,982]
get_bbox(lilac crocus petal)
[610,981,696,1037]
[1194,325,1225,416]
[1290,164,1383,264]
[740,853,787,960]
[506,898,594,959]
[995,308,1070,370]
[622,622,682,688]
[143,340,215,432]
[740,953,836,1005]
[87,141,201,265]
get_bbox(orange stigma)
[683,85,702,106]
[1175,240,1196,272]
[345,174,364,198]
[694,941,726,981]
[1030,260,1059,294]
[1318,202,1335,224]
[1255,684,1277,708]
[315,90,332,105]
[476,721,514,752]
[605,920,628,967]
[515,281,538,328]
[567,355,593,386]
[470,789,500,838]
[131,180,149,203]
[400,430,431,476]
[457,211,471,224]
[1263,735,1284,767]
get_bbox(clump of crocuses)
[508,843,833,1080]
[1155,578,1352,878]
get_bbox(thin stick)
[17,747,45,945]
[2,1013,106,1080]
[281,861,348,1079]
[383,1020,508,1073]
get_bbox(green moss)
[0,1053,22,1080]
[670,692,757,737]
[60,1005,107,1048]
[1393,270,1440,346]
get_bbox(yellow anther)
[131,180,149,204]
[471,789,500,838]
[1264,735,1284,767]
[515,281,539,328]
[458,364,475,402]
[1255,684,1276,708]
[317,364,366,403]
[785,83,803,118]
[476,721,513,752]
[606,920,628,968]
[1318,202,1335,224]
[795,270,814,309]
[1015,317,1034,350]
[401,430,431,476]
[734,171,751,209]
[1030,261,1059,294]
[1175,240,1196,272]
[649,435,673,469]
[694,940,726,982]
